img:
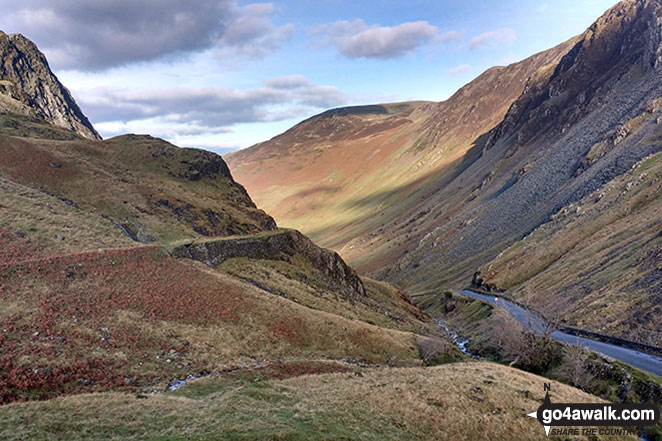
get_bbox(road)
[456,290,662,377]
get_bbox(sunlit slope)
[225,38,574,261]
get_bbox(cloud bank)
[78,75,350,137]
[0,0,293,70]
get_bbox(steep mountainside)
[475,152,662,346]
[0,31,99,140]
[226,36,577,271]
[226,0,662,345]
[386,0,662,286]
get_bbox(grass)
[0,229,439,405]
[0,129,275,247]
[0,176,133,252]
[0,361,637,441]
[218,254,434,335]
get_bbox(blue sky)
[0,0,618,154]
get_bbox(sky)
[0,0,619,155]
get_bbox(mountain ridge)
[0,30,100,140]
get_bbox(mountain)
[226,0,662,345]
[0,32,455,408]
[0,31,100,140]
[225,41,574,265]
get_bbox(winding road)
[456,290,662,377]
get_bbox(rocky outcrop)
[488,0,662,149]
[172,229,366,300]
[0,31,100,140]
[470,271,501,293]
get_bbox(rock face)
[0,31,100,140]
[173,229,366,300]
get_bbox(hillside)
[226,0,662,345]
[0,118,446,407]
[0,128,278,247]
[0,31,457,408]
[475,152,662,346]
[0,361,637,441]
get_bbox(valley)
[1,0,661,440]
[228,0,662,349]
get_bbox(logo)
[525,383,660,437]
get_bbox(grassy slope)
[227,102,435,253]
[0,122,275,245]
[0,175,133,252]
[478,152,662,345]
[0,123,457,405]
[0,361,637,441]
[1,228,455,404]
[218,256,430,334]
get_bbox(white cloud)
[311,19,445,59]
[435,30,466,44]
[263,75,313,89]
[468,28,517,50]
[77,76,350,137]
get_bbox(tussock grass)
[0,361,637,441]
[218,255,433,334]
[0,176,132,252]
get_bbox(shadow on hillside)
[304,131,491,245]
[287,185,342,200]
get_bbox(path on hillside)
[455,290,662,376]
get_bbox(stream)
[433,318,479,358]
